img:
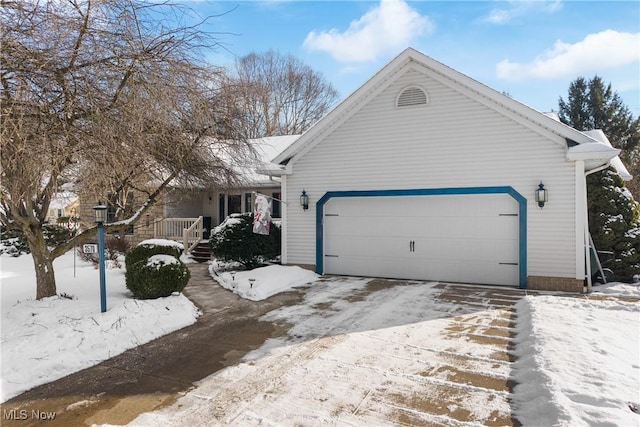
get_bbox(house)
[260,48,631,293]
[77,135,300,250]
[47,191,79,225]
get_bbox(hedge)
[125,254,190,299]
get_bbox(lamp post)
[93,202,108,313]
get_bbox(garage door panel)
[325,254,416,280]
[419,260,518,285]
[325,236,409,259]
[323,194,519,286]
[325,215,414,237]
[412,220,515,241]
[412,239,517,264]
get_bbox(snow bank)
[512,293,640,426]
[210,264,318,301]
[592,282,640,297]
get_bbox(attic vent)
[396,86,428,107]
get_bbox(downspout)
[583,162,611,293]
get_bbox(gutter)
[255,162,291,178]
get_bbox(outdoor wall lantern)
[300,190,309,211]
[535,182,548,208]
[93,202,108,313]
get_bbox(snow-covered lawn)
[2,250,639,426]
[513,293,640,425]
[0,250,201,402]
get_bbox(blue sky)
[190,1,640,116]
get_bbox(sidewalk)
[0,263,304,427]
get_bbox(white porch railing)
[183,216,203,254]
[154,217,203,253]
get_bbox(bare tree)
[223,50,339,138]
[1,0,250,299]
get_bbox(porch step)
[190,241,212,263]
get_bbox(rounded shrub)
[126,254,191,299]
[209,213,281,269]
[125,239,183,271]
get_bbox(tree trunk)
[26,226,57,299]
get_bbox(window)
[272,192,281,218]
[228,195,242,215]
[396,86,428,108]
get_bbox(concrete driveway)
[3,263,533,426]
[131,271,532,426]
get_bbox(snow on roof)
[542,112,561,122]
[167,135,300,189]
[252,135,300,163]
[242,135,300,184]
[579,130,632,180]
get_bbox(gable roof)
[272,47,622,175]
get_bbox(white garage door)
[323,194,519,286]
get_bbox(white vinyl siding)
[284,67,577,281]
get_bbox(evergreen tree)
[210,213,281,269]
[559,76,640,198]
[559,76,640,282]
[587,168,639,282]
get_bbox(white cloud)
[484,0,562,25]
[303,0,434,63]
[496,30,640,80]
